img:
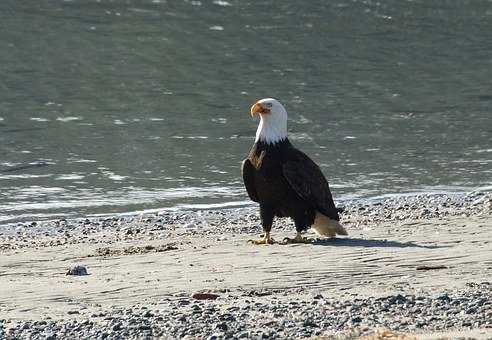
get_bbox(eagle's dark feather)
[282,150,339,221]
[241,159,259,203]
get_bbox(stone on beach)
[66,265,88,276]
[191,292,220,300]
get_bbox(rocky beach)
[1,191,491,339]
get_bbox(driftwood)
[416,265,448,271]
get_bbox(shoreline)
[0,191,491,339]
[2,185,491,228]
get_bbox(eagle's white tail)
[311,211,348,237]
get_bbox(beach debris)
[416,265,448,271]
[191,292,220,300]
[66,265,88,276]
[93,243,178,257]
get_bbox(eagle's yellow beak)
[250,102,270,117]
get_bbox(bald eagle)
[242,98,347,244]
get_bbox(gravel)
[0,191,490,253]
[2,282,491,339]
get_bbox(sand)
[0,193,491,339]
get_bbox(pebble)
[5,282,490,339]
[66,265,88,276]
[191,293,220,300]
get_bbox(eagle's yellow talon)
[248,232,275,245]
[283,232,312,244]
[248,238,275,245]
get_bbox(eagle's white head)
[250,98,288,144]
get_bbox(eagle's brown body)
[242,138,340,234]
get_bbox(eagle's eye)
[265,103,273,108]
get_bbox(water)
[1,0,491,225]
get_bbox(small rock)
[388,294,407,305]
[143,310,153,318]
[436,293,451,302]
[303,319,317,327]
[191,292,220,300]
[216,322,228,331]
[66,265,88,276]
[139,325,151,331]
[351,316,362,324]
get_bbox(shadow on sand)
[312,237,444,249]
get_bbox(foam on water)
[56,116,81,122]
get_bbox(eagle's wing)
[241,159,259,202]
[282,151,339,221]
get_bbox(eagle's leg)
[283,218,313,244]
[248,205,275,245]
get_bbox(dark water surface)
[1,0,491,224]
